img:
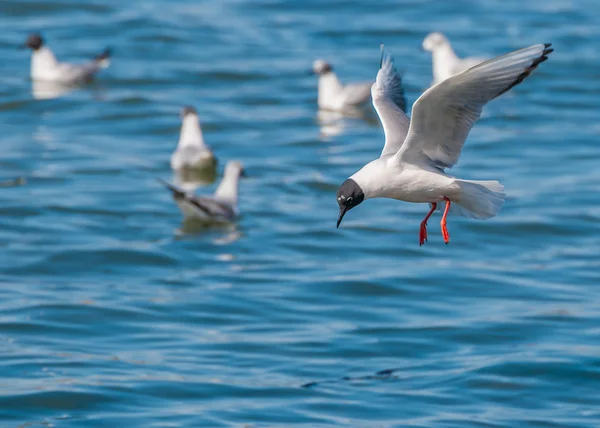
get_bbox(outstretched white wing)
[372,46,409,158]
[453,56,487,75]
[399,44,553,169]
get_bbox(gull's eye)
[346,196,353,204]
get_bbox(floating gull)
[171,106,217,173]
[422,32,487,85]
[159,161,244,223]
[25,33,110,84]
[312,59,406,113]
[336,44,553,245]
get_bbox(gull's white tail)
[451,180,505,219]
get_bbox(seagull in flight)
[159,161,245,223]
[25,33,110,84]
[422,32,487,85]
[336,43,553,245]
[312,59,406,113]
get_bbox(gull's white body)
[30,46,109,84]
[171,112,216,171]
[422,33,487,85]
[341,43,553,235]
[352,159,456,203]
[350,156,504,219]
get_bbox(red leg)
[419,203,437,246]
[441,197,451,245]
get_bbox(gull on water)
[159,161,245,223]
[171,106,217,172]
[422,32,487,85]
[336,43,553,245]
[25,33,110,84]
[312,59,406,113]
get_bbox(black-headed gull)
[312,59,406,113]
[25,33,110,84]
[159,161,244,222]
[336,44,553,245]
[171,106,217,172]
[422,32,487,85]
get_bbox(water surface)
[1,0,600,426]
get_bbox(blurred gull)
[336,44,553,245]
[25,33,110,84]
[159,161,244,223]
[422,32,487,85]
[312,59,407,113]
[171,106,217,173]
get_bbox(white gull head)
[312,59,333,75]
[422,32,450,52]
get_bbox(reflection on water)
[31,80,108,101]
[317,109,346,138]
[317,107,379,139]
[176,217,241,242]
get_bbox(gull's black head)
[180,105,197,118]
[336,178,364,228]
[25,33,44,51]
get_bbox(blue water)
[1,0,600,426]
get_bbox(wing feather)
[399,44,553,169]
[372,46,409,158]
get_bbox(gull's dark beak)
[307,69,315,76]
[336,206,348,228]
[240,169,247,177]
